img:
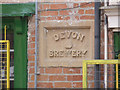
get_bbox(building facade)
[0,0,119,88]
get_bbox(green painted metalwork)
[2,17,28,88]
[0,3,35,16]
[114,33,120,59]
[14,17,28,88]
[1,2,34,88]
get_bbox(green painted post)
[1,3,35,88]
[14,17,28,88]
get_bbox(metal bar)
[83,60,119,88]
[104,1,108,89]
[94,1,101,88]
[4,25,6,40]
[116,64,118,89]
[0,49,14,52]
[104,14,108,88]
[0,42,2,89]
[35,0,38,89]
[85,60,119,64]
[0,40,9,43]
[83,61,87,88]
[7,40,10,88]
[117,54,120,89]
[0,79,14,81]
[104,0,108,6]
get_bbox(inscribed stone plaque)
[39,21,94,67]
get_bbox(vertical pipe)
[4,25,6,40]
[94,0,101,88]
[104,0,108,88]
[7,40,10,88]
[104,14,108,88]
[116,64,118,89]
[35,0,38,89]
[104,0,108,6]
[1,41,2,89]
[83,61,87,88]
[116,54,120,88]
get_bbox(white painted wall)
[109,0,120,5]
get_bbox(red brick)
[87,67,94,75]
[80,15,94,19]
[63,68,80,74]
[108,39,113,45]
[28,82,34,88]
[64,16,70,20]
[59,10,71,15]
[30,37,35,42]
[28,44,30,49]
[38,4,43,9]
[108,75,114,82]
[29,68,35,74]
[108,82,114,88]
[50,4,67,9]
[49,75,66,81]
[101,75,104,81]
[28,55,35,61]
[88,82,94,88]
[40,17,46,21]
[54,82,72,88]
[75,16,79,20]
[28,49,35,54]
[39,68,45,74]
[78,9,84,14]
[46,17,55,20]
[43,4,50,9]
[74,3,79,7]
[108,53,113,59]
[37,75,49,81]
[80,2,94,8]
[108,69,114,75]
[31,30,35,35]
[73,82,82,88]
[67,75,82,81]
[31,75,34,81]
[45,68,62,74]
[41,11,58,16]
[30,43,35,48]
[108,31,113,39]
[56,16,64,20]
[100,82,104,88]
[29,62,35,67]
[85,9,94,14]
[88,75,94,81]
[100,46,104,55]
[37,82,53,88]
[100,66,104,72]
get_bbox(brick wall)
[100,8,115,88]
[0,0,115,88]
[28,1,95,88]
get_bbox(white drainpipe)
[104,14,108,89]
[104,0,108,88]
